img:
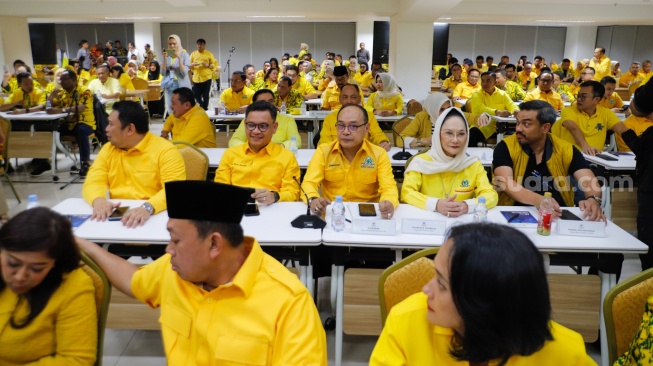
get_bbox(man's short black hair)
[480,71,495,80]
[111,101,150,134]
[245,100,277,121]
[173,87,196,107]
[486,55,494,61]
[286,65,299,74]
[196,38,206,45]
[278,76,292,87]
[232,71,246,81]
[16,72,32,84]
[449,57,459,65]
[337,104,368,125]
[534,55,543,61]
[253,88,275,102]
[518,100,557,126]
[13,59,25,68]
[505,63,516,71]
[192,221,244,248]
[600,76,617,85]
[476,55,484,61]
[580,80,605,99]
[79,39,88,46]
[242,64,254,72]
[597,46,606,54]
[562,58,571,63]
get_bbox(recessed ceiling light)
[247,15,306,18]
[438,17,451,20]
[104,16,165,20]
[536,19,595,23]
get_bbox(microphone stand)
[291,176,326,229]
[225,47,235,86]
[391,121,412,160]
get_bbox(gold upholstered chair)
[80,252,112,366]
[173,141,209,181]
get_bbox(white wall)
[356,20,374,68]
[564,26,597,65]
[0,16,33,70]
[135,22,161,61]
[389,18,433,101]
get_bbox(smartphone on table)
[358,203,376,217]
[108,206,129,221]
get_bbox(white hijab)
[168,34,183,54]
[405,107,478,174]
[376,73,400,98]
[422,92,450,123]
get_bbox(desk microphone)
[391,122,412,160]
[291,176,326,229]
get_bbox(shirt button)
[207,298,213,303]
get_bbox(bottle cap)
[335,195,343,202]
[544,192,552,197]
[478,196,486,203]
[28,194,38,201]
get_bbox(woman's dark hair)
[147,60,160,81]
[269,58,279,69]
[360,62,368,71]
[111,64,125,77]
[445,222,553,364]
[0,207,80,328]
[264,67,279,82]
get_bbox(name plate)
[557,220,606,238]
[351,219,396,236]
[402,219,446,235]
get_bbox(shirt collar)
[245,140,276,156]
[178,104,199,121]
[127,132,153,153]
[521,134,553,161]
[229,237,263,298]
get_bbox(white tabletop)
[492,115,517,123]
[389,147,493,167]
[0,111,68,121]
[52,199,321,246]
[305,99,322,106]
[322,203,647,254]
[584,152,636,170]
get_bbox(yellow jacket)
[370,293,597,366]
[214,141,300,202]
[162,104,217,148]
[302,139,399,206]
[353,71,374,88]
[318,107,388,147]
[291,77,316,96]
[402,156,498,212]
[365,92,404,115]
[0,268,97,365]
[590,55,611,81]
[83,132,186,213]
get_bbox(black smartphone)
[358,203,376,217]
[622,105,630,112]
[108,206,129,221]
[561,209,582,221]
[245,203,260,216]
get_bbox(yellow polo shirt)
[365,92,404,115]
[353,71,374,88]
[469,87,518,116]
[6,88,46,108]
[317,107,388,147]
[82,132,186,213]
[518,71,537,89]
[131,239,327,365]
[442,76,463,91]
[370,293,597,366]
[228,113,301,149]
[523,88,564,110]
[590,55,611,81]
[292,77,316,96]
[189,49,217,84]
[452,81,481,100]
[87,77,122,114]
[320,82,365,110]
[162,104,217,148]
[616,115,653,152]
[220,87,254,111]
[620,72,642,87]
[598,93,624,110]
[302,139,399,206]
[214,141,300,202]
[640,71,653,85]
[552,105,621,151]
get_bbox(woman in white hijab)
[398,92,490,148]
[161,34,191,116]
[401,107,497,216]
[365,73,403,116]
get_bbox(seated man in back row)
[220,71,254,113]
[160,87,216,148]
[215,101,300,205]
[523,69,564,111]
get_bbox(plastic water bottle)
[537,192,554,236]
[300,101,307,115]
[289,136,299,158]
[26,194,40,209]
[402,102,408,116]
[46,99,52,109]
[331,196,346,232]
[281,102,287,114]
[218,101,226,115]
[473,196,488,222]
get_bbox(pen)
[507,213,520,223]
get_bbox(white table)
[322,203,647,366]
[0,111,73,181]
[51,199,321,295]
[491,115,517,143]
[584,152,637,220]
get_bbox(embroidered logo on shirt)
[596,123,604,131]
[461,179,469,188]
[361,156,375,168]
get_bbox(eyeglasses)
[441,131,467,140]
[245,123,270,132]
[539,78,553,83]
[581,72,593,75]
[335,122,368,132]
[576,94,596,101]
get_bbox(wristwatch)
[586,195,603,206]
[272,191,280,203]
[141,202,154,215]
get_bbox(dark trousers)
[60,123,94,162]
[638,190,653,270]
[192,80,212,110]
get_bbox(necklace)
[441,172,459,199]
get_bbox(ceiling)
[0,0,652,25]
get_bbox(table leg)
[599,270,616,366]
[307,254,314,297]
[335,264,344,366]
[330,265,337,317]
[603,181,612,221]
[52,130,59,177]
[299,265,308,292]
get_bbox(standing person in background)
[55,42,67,68]
[161,34,191,117]
[189,38,217,110]
[357,42,370,65]
[76,40,91,71]
[589,47,611,81]
[127,42,141,63]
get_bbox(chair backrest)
[391,116,413,147]
[173,141,209,180]
[406,99,423,116]
[80,252,111,366]
[404,148,430,170]
[604,267,653,364]
[0,117,11,173]
[378,247,438,325]
[131,77,149,92]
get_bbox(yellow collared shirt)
[162,104,217,148]
[320,81,365,110]
[229,113,301,149]
[452,81,481,100]
[131,239,327,365]
[87,77,122,114]
[82,132,186,213]
[518,71,537,89]
[353,71,374,88]
[640,71,653,85]
[292,77,316,96]
[189,49,217,83]
[302,139,399,206]
[7,88,46,109]
[318,107,388,147]
[590,55,611,81]
[214,141,300,202]
[220,87,255,111]
[598,93,624,110]
[523,88,565,111]
[620,72,643,87]
[469,87,518,116]
[552,105,621,151]
[442,76,463,91]
[616,115,653,152]
[365,92,404,115]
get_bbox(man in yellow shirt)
[86,65,121,114]
[243,64,260,91]
[190,39,217,110]
[475,55,487,72]
[318,84,390,151]
[229,89,301,148]
[518,62,537,90]
[616,114,653,152]
[303,104,398,217]
[161,87,216,148]
[494,69,525,101]
[533,55,545,76]
[620,62,643,87]
[551,80,627,155]
[598,76,626,112]
[640,60,653,85]
[216,101,300,204]
[77,180,327,365]
[469,72,518,117]
[523,70,564,111]
[83,101,185,227]
[505,64,519,83]
[442,64,464,94]
[220,71,254,113]
[285,65,317,100]
[274,76,303,110]
[589,47,611,81]
[552,58,576,82]
[320,66,363,110]
[0,72,46,113]
[452,69,481,108]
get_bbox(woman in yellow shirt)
[147,60,163,83]
[365,73,404,116]
[262,67,279,91]
[370,223,596,366]
[401,107,497,214]
[353,62,375,90]
[111,64,134,92]
[0,207,97,365]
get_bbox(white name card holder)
[401,219,447,235]
[351,219,396,236]
[557,220,606,238]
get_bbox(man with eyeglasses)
[219,71,254,114]
[302,103,398,218]
[228,89,301,149]
[285,65,318,100]
[321,66,364,110]
[215,100,300,205]
[570,66,595,96]
[523,69,564,111]
[317,83,390,150]
[160,87,216,148]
